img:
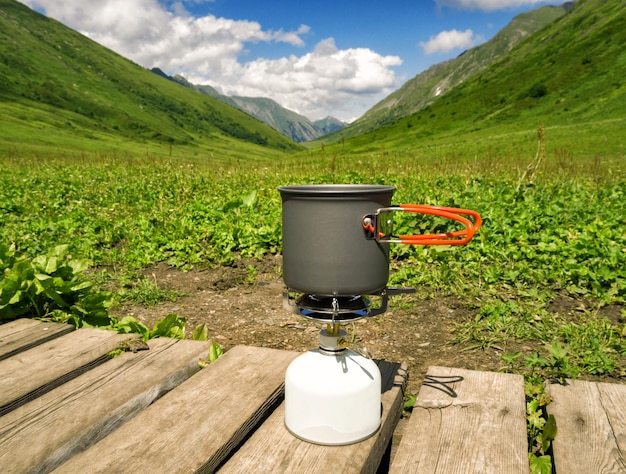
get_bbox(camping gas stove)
[278,184,482,446]
[281,287,414,445]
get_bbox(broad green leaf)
[527,399,540,414]
[529,453,552,474]
[543,414,558,441]
[403,394,417,410]
[527,410,545,430]
[116,316,150,341]
[242,190,257,207]
[191,323,208,341]
[7,289,23,306]
[44,256,59,274]
[68,259,89,274]
[208,342,224,362]
[150,313,186,339]
[69,280,93,292]
[50,245,70,258]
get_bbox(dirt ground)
[112,255,625,397]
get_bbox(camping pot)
[278,184,481,297]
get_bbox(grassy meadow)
[2,127,624,372]
[1,125,624,469]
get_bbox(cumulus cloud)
[212,38,402,122]
[435,0,557,11]
[419,29,477,54]
[18,0,402,121]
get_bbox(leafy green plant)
[0,244,113,328]
[115,313,188,341]
[525,380,557,474]
[525,341,580,381]
[0,245,225,363]
[403,393,417,412]
[192,323,225,367]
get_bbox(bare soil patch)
[111,255,625,396]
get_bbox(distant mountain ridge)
[152,70,346,142]
[339,3,572,139]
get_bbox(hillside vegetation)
[343,4,570,138]
[0,0,301,160]
[0,0,623,165]
[317,0,625,163]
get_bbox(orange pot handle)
[397,204,482,245]
[362,204,482,245]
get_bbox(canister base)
[284,349,382,446]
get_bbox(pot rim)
[278,184,396,196]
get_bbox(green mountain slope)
[0,0,301,159]
[318,0,625,158]
[332,3,570,141]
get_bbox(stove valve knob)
[337,337,372,359]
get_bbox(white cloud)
[435,0,557,11]
[419,29,477,54]
[18,0,401,122]
[207,38,402,121]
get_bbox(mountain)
[312,116,346,135]
[336,3,571,140]
[320,0,625,156]
[0,0,301,158]
[154,71,346,142]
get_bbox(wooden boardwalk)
[547,379,626,473]
[390,367,528,473]
[389,368,626,473]
[1,318,625,473]
[0,319,406,473]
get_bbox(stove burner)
[282,287,416,322]
[296,295,371,322]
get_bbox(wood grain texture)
[0,327,129,416]
[0,319,73,361]
[390,366,528,474]
[218,359,408,474]
[547,379,626,473]
[0,337,209,474]
[53,345,299,474]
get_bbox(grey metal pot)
[278,184,482,297]
[279,184,395,296]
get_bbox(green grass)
[0,0,624,387]
[1,131,624,471]
[340,4,569,138]
[1,134,623,304]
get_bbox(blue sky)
[20,0,565,122]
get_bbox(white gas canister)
[284,343,381,445]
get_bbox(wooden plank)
[0,337,209,473]
[0,318,73,361]
[0,327,129,416]
[53,345,299,474]
[390,366,528,474]
[547,379,626,473]
[218,359,408,474]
